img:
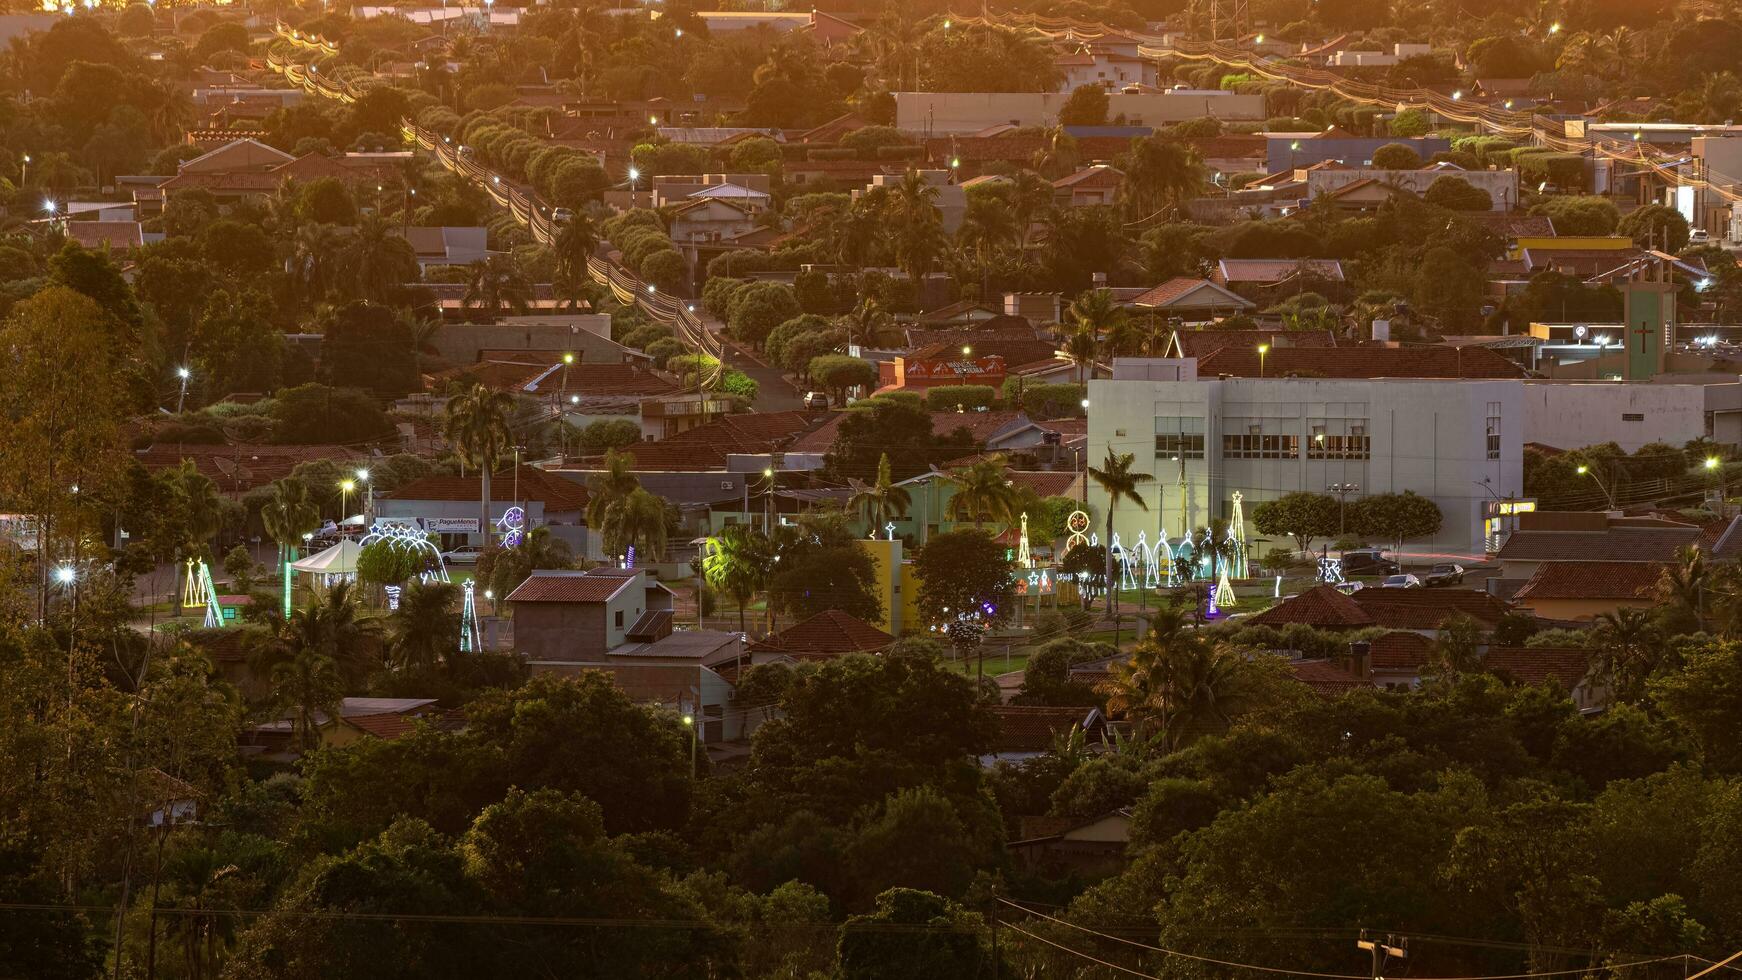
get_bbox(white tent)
[290,539,362,582]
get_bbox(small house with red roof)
[749,609,894,660]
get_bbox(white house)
[1086,358,1525,558]
[668,199,759,245]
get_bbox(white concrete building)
[1521,379,1742,451]
[1087,359,1524,558]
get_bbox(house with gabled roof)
[750,609,894,659]
[377,465,589,554]
[1127,278,1255,318]
[1052,164,1125,208]
[1513,561,1664,621]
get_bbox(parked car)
[443,544,484,564]
[1380,573,1423,589]
[551,207,574,223]
[802,391,830,410]
[1691,228,1711,245]
[1424,563,1466,586]
[1340,549,1401,577]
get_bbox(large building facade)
[1086,362,1524,558]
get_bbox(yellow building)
[859,537,925,635]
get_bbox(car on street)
[1380,573,1423,589]
[1424,563,1466,586]
[1340,548,1401,577]
[802,391,830,410]
[442,544,484,564]
[551,207,574,223]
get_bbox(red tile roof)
[750,609,893,655]
[1369,631,1432,670]
[1009,470,1076,498]
[343,709,464,740]
[577,411,813,470]
[1196,345,1529,379]
[134,443,365,494]
[1514,561,1664,601]
[986,705,1104,752]
[1171,327,1337,358]
[1350,589,1514,629]
[1248,585,1371,627]
[386,465,587,513]
[1497,527,1701,563]
[506,570,634,603]
[1218,258,1345,283]
[1483,646,1590,690]
[1129,278,1254,310]
[1292,658,1370,696]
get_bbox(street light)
[356,469,372,522]
[1328,482,1360,535]
[175,366,191,414]
[1709,456,1726,516]
[54,565,75,586]
[1257,343,1269,378]
[682,714,697,777]
[339,478,356,520]
[1575,464,1617,510]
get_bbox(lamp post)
[19,153,27,187]
[681,713,696,778]
[1257,343,1269,378]
[339,479,356,522]
[1575,464,1617,511]
[1708,455,1725,515]
[56,564,77,708]
[355,469,372,523]
[1328,482,1360,536]
[762,466,775,532]
[174,366,191,414]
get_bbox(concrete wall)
[513,601,608,661]
[1305,168,1519,210]
[1087,371,1524,558]
[895,92,1265,133]
[1521,381,1710,452]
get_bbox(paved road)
[711,325,804,413]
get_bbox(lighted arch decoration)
[359,522,450,584]
[1110,533,1138,591]
[1062,510,1091,557]
[497,506,527,548]
[1173,534,1196,584]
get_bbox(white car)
[442,544,484,564]
[1380,573,1423,589]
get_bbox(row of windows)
[1153,432,1375,460]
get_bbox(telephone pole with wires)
[1358,930,1406,980]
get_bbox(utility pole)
[1358,930,1406,980]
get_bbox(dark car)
[1340,549,1401,577]
[1423,563,1465,586]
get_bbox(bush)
[270,383,392,445]
[576,418,643,453]
[808,354,878,399]
[1530,195,1620,236]
[1422,176,1493,211]
[639,248,689,293]
[726,282,801,347]
[1003,379,1086,419]
[1370,143,1422,170]
[924,385,997,412]
[702,276,749,318]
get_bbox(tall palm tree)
[486,526,573,599]
[288,223,346,307]
[270,648,343,752]
[839,296,894,349]
[388,580,460,671]
[1100,629,1252,749]
[261,478,322,620]
[703,523,773,633]
[284,581,381,684]
[395,307,443,382]
[601,487,668,561]
[344,213,419,303]
[1009,170,1054,249]
[1120,136,1205,220]
[1088,449,1152,628]
[889,170,944,285]
[552,210,600,281]
[1063,329,1099,387]
[946,456,1021,530]
[585,448,640,529]
[442,384,516,543]
[849,453,912,532]
[462,254,533,320]
[1656,545,1709,629]
[1068,287,1128,345]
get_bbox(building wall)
[1521,382,1711,452]
[1517,596,1653,622]
[895,92,1265,133]
[513,601,609,661]
[1305,168,1520,210]
[375,498,549,550]
[1086,372,1524,558]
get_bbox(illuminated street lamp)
[1575,464,1617,510]
[1257,343,1269,378]
[682,714,696,776]
[175,366,191,414]
[356,469,372,521]
[339,478,356,520]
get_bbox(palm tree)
[703,523,773,633]
[552,210,600,281]
[1591,607,1661,704]
[486,526,573,599]
[585,448,640,529]
[261,478,322,620]
[839,296,894,349]
[1655,545,1709,629]
[1088,449,1152,630]
[946,456,1021,530]
[388,580,460,671]
[1068,287,1128,345]
[1063,328,1099,387]
[462,254,533,320]
[284,580,381,685]
[344,213,418,303]
[289,223,346,307]
[442,384,516,545]
[889,170,945,285]
[1120,137,1205,220]
[270,648,343,752]
[266,177,304,239]
[601,486,668,561]
[849,453,912,532]
[1009,170,1054,249]
[1100,629,1254,749]
[395,307,443,381]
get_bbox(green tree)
[584,448,640,530]
[809,354,878,403]
[945,456,1021,530]
[462,254,532,319]
[1423,175,1493,211]
[1350,490,1443,553]
[704,523,775,632]
[388,581,460,672]
[261,478,322,618]
[839,888,988,980]
[1252,491,1340,553]
[270,648,344,751]
[1651,638,1742,774]
[1371,142,1423,170]
[1088,449,1152,626]
[600,486,669,561]
[913,529,1016,628]
[1057,84,1109,126]
[442,384,515,544]
[727,281,802,348]
[1618,203,1690,252]
[849,453,912,529]
[1120,136,1205,219]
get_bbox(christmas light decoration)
[460,580,481,653]
[497,506,526,548]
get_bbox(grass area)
[943,651,1030,676]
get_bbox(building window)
[1307,419,1370,460]
[1155,415,1205,459]
[1622,412,1644,422]
[614,610,624,628]
[1485,402,1502,460]
[1223,423,1298,459]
